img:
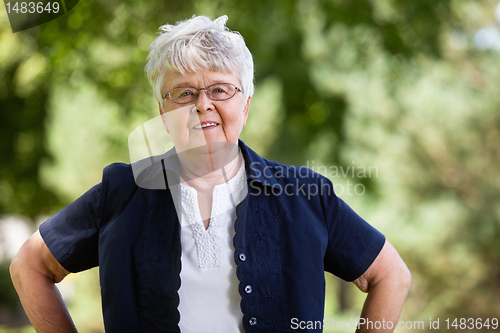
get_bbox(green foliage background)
[1,0,499,331]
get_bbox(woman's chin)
[176,140,238,169]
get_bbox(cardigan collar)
[238,139,280,189]
[131,139,280,190]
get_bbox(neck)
[177,142,242,192]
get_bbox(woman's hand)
[352,240,411,333]
[10,230,77,333]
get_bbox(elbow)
[9,252,24,289]
[9,250,20,275]
[9,235,43,287]
[9,259,16,282]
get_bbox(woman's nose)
[195,89,214,113]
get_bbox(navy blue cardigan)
[40,140,385,332]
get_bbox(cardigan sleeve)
[321,178,386,282]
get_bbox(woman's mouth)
[193,122,219,129]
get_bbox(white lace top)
[177,161,247,332]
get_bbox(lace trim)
[180,162,246,268]
[188,215,223,268]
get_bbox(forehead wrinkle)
[169,73,239,89]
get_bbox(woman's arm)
[10,230,78,333]
[352,240,411,333]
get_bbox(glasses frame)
[162,82,242,105]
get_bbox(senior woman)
[10,15,410,333]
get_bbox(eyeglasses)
[162,83,242,104]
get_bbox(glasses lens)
[169,87,198,104]
[207,83,236,101]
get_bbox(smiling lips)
[193,122,219,129]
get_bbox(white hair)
[145,15,254,103]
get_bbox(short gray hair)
[145,15,254,103]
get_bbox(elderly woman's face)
[159,70,250,153]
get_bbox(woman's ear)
[159,102,170,133]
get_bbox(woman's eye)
[212,88,225,94]
[180,91,194,96]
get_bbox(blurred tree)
[0,27,59,218]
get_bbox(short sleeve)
[39,171,108,273]
[322,187,385,282]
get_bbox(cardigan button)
[239,253,247,262]
[249,317,257,326]
[244,285,252,294]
